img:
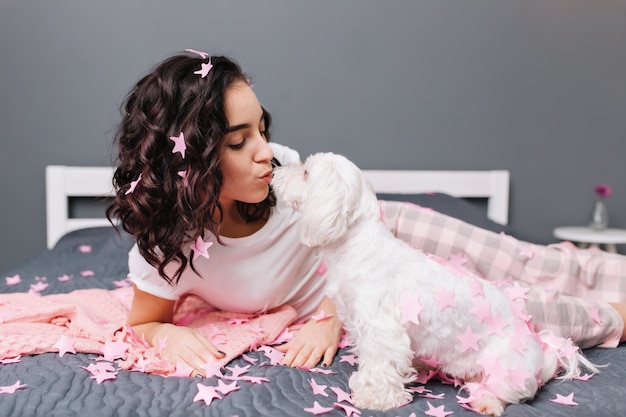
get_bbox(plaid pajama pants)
[380,200,625,348]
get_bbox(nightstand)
[553,226,626,253]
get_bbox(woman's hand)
[127,284,224,376]
[144,322,225,376]
[275,296,343,368]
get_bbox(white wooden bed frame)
[45,166,510,249]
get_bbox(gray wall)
[1,1,625,272]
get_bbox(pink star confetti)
[330,386,353,404]
[170,132,187,158]
[550,392,578,406]
[311,310,333,322]
[53,335,76,357]
[185,48,209,59]
[339,354,357,366]
[399,294,423,325]
[333,402,362,416]
[216,380,240,395]
[0,356,21,364]
[469,299,492,323]
[225,364,250,379]
[100,338,131,361]
[434,288,457,311]
[177,170,189,186]
[193,383,222,406]
[304,401,334,415]
[190,236,213,260]
[78,245,92,253]
[81,362,119,384]
[519,245,535,259]
[447,252,468,268]
[57,274,73,282]
[588,306,603,325]
[80,270,95,277]
[5,274,21,286]
[309,379,329,397]
[504,282,530,301]
[200,357,224,378]
[425,401,453,417]
[194,59,213,78]
[258,345,285,365]
[125,173,142,195]
[457,326,481,352]
[0,381,27,394]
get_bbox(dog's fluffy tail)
[537,330,599,385]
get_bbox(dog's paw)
[464,383,507,416]
[350,372,412,411]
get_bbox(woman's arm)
[128,284,225,375]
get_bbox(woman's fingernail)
[218,350,226,356]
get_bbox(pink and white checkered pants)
[380,200,625,348]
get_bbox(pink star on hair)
[550,392,578,406]
[53,335,76,357]
[125,173,142,195]
[0,381,27,394]
[420,354,444,368]
[304,401,334,415]
[457,326,481,352]
[193,383,222,406]
[185,48,209,59]
[190,236,213,260]
[177,170,189,186]
[194,59,213,78]
[170,132,187,158]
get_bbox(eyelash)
[227,129,267,150]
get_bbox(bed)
[1,166,624,417]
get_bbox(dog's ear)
[298,155,365,247]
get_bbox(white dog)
[271,152,597,416]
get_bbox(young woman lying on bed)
[106,50,626,377]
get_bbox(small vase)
[589,199,609,230]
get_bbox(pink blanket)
[0,287,297,375]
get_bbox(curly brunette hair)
[106,53,276,284]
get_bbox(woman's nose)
[254,136,274,162]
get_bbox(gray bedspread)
[1,195,623,417]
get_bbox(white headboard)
[45,165,509,249]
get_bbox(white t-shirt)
[127,143,325,321]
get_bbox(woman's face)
[219,81,274,207]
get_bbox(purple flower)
[594,184,612,198]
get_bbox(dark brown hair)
[106,53,275,284]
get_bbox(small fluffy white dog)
[271,152,596,416]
